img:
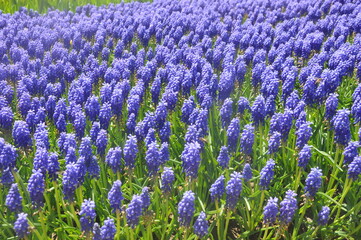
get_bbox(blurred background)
[0,0,151,14]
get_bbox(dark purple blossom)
[194,212,209,238]
[226,171,242,209]
[227,118,240,152]
[79,199,96,233]
[108,180,124,213]
[304,167,323,198]
[210,175,225,202]
[5,183,22,213]
[240,124,254,156]
[27,169,45,208]
[242,164,253,182]
[279,190,297,224]
[178,190,195,227]
[259,159,276,190]
[263,197,278,224]
[318,206,330,226]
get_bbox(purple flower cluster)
[305,167,323,198]
[2,0,361,237]
[79,199,96,233]
[178,191,195,227]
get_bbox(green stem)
[327,146,343,193]
[337,200,361,221]
[70,202,81,229]
[128,169,133,195]
[76,187,83,206]
[256,191,265,222]
[223,210,232,240]
[262,225,269,240]
[161,199,169,240]
[53,182,62,220]
[349,223,361,236]
[28,220,43,239]
[100,157,108,190]
[311,226,320,238]
[292,199,309,239]
[116,209,121,240]
[39,210,47,239]
[335,177,353,219]
[147,223,153,240]
[85,232,91,240]
[130,227,135,240]
[183,227,189,240]
[215,201,222,240]
[294,167,302,191]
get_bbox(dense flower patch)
[0,0,361,239]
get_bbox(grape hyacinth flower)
[90,122,101,143]
[227,118,240,152]
[159,142,169,165]
[5,183,22,213]
[12,120,32,148]
[63,163,79,201]
[347,156,361,180]
[100,218,116,240]
[240,124,254,155]
[65,147,77,164]
[161,167,174,194]
[178,191,195,227]
[99,102,112,130]
[209,175,225,202]
[304,167,323,198]
[124,135,138,169]
[268,132,281,154]
[1,167,14,186]
[126,194,143,228]
[343,141,359,165]
[263,197,279,224]
[238,97,250,115]
[259,159,276,190]
[298,145,312,169]
[279,190,297,224]
[325,93,338,120]
[0,143,17,170]
[140,187,151,212]
[27,169,45,208]
[242,163,252,181]
[331,109,351,146]
[217,146,230,169]
[108,180,124,212]
[145,141,160,176]
[195,109,208,137]
[47,153,60,181]
[181,96,196,124]
[33,147,48,175]
[93,223,101,240]
[105,147,122,173]
[181,141,201,179]
[79,199,96,233]
[0,106,13,129]
[14,213,29,239]
[96,129,108,156]
[126,113,136,134]
[220,98,233,128]
[194,212,209,238]
[79,137,92,162]
[318,206,330,226]
[251,95,266,126]
[226,171,242,209]
[296,122,312,149]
